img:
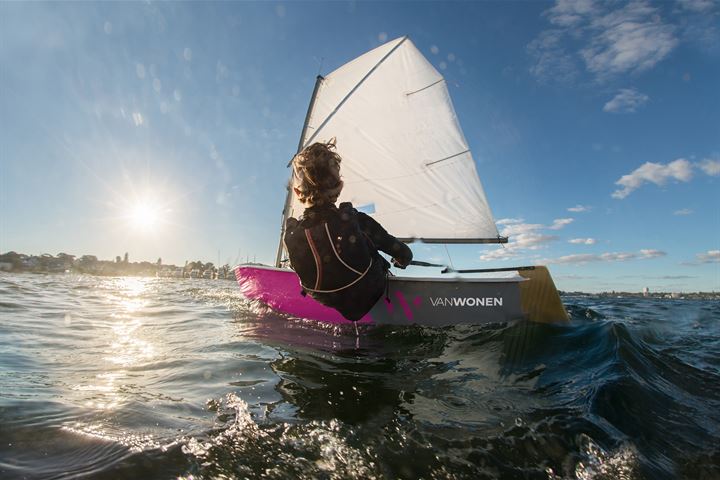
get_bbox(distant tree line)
[0,251,234,279]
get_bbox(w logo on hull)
[383,291,422,322]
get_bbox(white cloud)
[481,219,560,261]
[497,219,545,237]
[603,88,649,113]
[544,249,666,264]
[612,158,693,199]
[546,0,596,27]
[527,29,578,84]
[549,218,574,230]
[581,2,678,78]
[569,238,596,244]
[677,0,716,13]
[496,218,525,225]
[480,232,558,261]
[567,204,591,212]
[481,214,582,261]
[529,0,679,83]
[673,208,693,215]
[698,158,720,176]
[132,112,144,126]
[697,250,720,263]
[639,249,665,258]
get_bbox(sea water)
[0,273,718,479]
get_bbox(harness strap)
[302,257,373,294]
[324,223,363,275]
[304,229,322,290]
[301,222,374,294]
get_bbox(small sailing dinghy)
[235,36,568,326]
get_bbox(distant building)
[642,287,649,297]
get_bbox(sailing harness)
[300,223,374,294]
[284,202,393,322]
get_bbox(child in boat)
[283,139,413,321]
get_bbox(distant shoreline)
[0,251,238,280]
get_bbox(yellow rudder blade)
[518,266,569,324]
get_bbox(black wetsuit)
[283,202,413,321]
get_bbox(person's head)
[292,139,344,207]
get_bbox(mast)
[274,75,325,267]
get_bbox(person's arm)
[356,211,413,268]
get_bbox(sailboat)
[234,37,568,326]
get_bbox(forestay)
[287,36,502,243]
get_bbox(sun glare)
[129,203,160,230]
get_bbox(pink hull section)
[233,265,538,327]
[234,265,374,325]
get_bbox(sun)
[129,202,160,230]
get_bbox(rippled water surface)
[1,273,718,479]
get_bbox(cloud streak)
[612,158,693,199]
[603,88,649,113]
[612,157,720,198]
[696,250,720,263]
[529,0,679,83]
[569,238,596,245]
[580,2,678,78]
[699,158,720,176]
[567,204,591,212]
[480,217,576,261]
[544,249,666,264]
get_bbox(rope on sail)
[302,36,409,148]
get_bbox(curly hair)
[292,139,344,206]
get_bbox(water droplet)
[430,45,439,55]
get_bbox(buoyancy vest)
[283,202,388,321]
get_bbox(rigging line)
[424,149,470,167]
[444,244,455,270]
[405,78,444,96]
[302,36,409,148]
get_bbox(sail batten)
[286,37,501,244]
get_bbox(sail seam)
[425,150,470,167]
[405,78,444,96]
[303,36,409,148]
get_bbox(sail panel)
[289,37,500,242]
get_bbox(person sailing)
[283,139,413,321]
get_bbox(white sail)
[288,36,501,243]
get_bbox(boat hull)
[234,265,567,326]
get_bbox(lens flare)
[129,202,160,230]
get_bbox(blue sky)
[1,1,718,292]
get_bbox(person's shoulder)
[285,216,300,229]
[337,202,359,220]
